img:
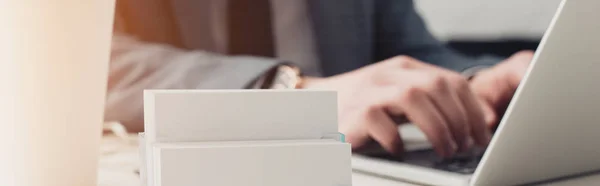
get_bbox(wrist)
[470,71,512,106]
[462,66,491,81]
[298,77,325,89]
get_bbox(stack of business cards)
[141,90,352,186]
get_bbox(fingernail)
[448,141,458,156]
[485,115,495,126]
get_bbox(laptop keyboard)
[433,148,484,174]
[365,147,486,174]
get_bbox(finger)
[421,75,470,152]
[506,51,534,87]
[385,86,457,157]
[366,109,405,156]
[416,61,494,146]
[477,96,498,128]
[458,85,493,147]
[509,63,530,89]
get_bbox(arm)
[373,0,501,72]
[105,33,279,132]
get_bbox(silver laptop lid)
[473,0,600,185]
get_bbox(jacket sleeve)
[105,33,279,131]
[373,0,502,72]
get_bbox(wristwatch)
[462,66,490,80]
[254,64,303,89]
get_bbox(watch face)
[271,65,301,89]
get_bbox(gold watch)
[259,64,303,89]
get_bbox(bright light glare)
[0,1,115,186]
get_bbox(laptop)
[351,0,600,185]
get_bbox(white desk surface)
[98,134,600,186]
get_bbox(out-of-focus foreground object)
[0,1,115,186]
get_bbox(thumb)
[506,50,535,87]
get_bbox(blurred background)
[416,0,562,58]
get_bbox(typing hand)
[303,56,491,157]
[470,51,534,127]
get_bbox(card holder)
[140,133,351,186]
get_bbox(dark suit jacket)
[307,0,500,76]
[106,0,501,127]
[116,0,500,76]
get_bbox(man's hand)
[470,51,535,126]
[302,56,491,157]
